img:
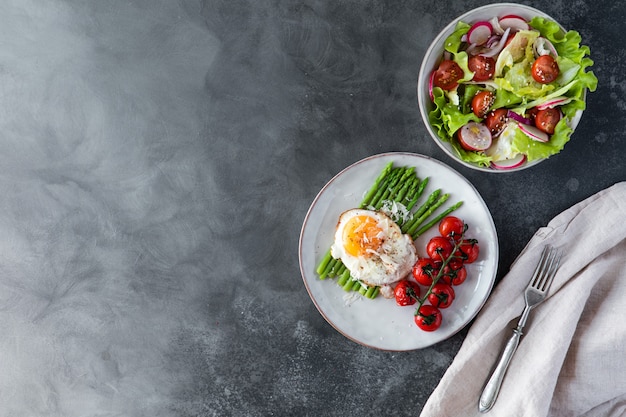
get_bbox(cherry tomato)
[531,55,559,84]
[412,258,439,286]
[439,216,466,241]
[456,239,480,264]
[414,304,443,331]
[443,264,467,285]
[426,236,454,262]
[428,283,455,309]
[526,107,539,123]
[447,258,464,271]
[534,107,561,134]
[471,91,495,118]
[394,280,420,306]
[433,60,464,91]
[484,108,508,136]
[468,55,496,82]
[439,258,467,285]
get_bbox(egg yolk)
[342,215,383,257]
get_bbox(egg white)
[330,209,417,287]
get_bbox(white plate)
[299,152,499,351]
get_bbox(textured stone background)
[0,0,622,415]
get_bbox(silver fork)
[478,245,562,413]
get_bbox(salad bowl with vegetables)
[417,3,598,172]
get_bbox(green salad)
[428,15,598,169]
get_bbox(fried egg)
[330,209,417,287]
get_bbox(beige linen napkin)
[420,182,626,417]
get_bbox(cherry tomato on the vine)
[394,280,421,306]
[439,258,463,285]
[433,60,464,91]
[414,304,443,331]
[443,264,467,286]
[426,236,454,262]
[439,216,466,241]
[412,258,439,286]
[428,283,455,309]
[456,239,480,264]
[447,258,464,270]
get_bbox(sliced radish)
[467,21,493,46]
[518,122,549,142]
[500,14,527,20]
[537,96,572,110]
[507,110,532,125]
[498,15,530,32]
[491,154,527,170]
[458,122,492,151]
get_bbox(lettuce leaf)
[529,17,598,93]
[445,21,471,54]
[429,87,481,139]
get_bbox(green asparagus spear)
[359,162,393,209]
[412,201,464,239]
[401,189,441,233]
[406,193,450,237]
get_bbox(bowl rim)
[417,3,582,173]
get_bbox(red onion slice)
[507,110,532,125]
[480,28,510,58]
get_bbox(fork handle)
[478,328,523,413]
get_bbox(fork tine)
[534,247,561,292]
[539,248,561,292]
[534,247,555,290]
[529,245,551,288]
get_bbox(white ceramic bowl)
[417,3,584,173]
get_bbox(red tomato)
[447,258,464,270]
[426,236,454,261]
[531,55,559,84]
[468,55,496,82]
[440,258,464,285]
[439,216,466,241]
[428,283,455,309]
[394,280,420,306]
[412,258,439,286]
[433,60,464,91]
[526,106,539,123]
[484,108,508,136]
[534,107,561,134]
[471,91,495,118]
[456,239,480,263]
[414,305,443,331]
[443,264,467,285]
